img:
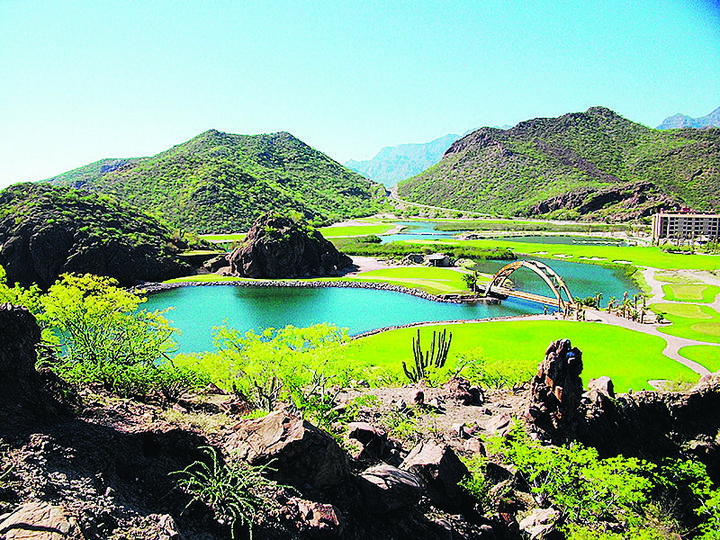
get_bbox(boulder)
[518,507,560,539]
[225,411,349,489]
[283,498,343,537]
[0,304,42,412]
[486,413,514,437]
[400,441,470,511]
[346,422,389,462]
[358,464,423,514]
[228,214,352,278]
[202,254,229,273]
[0,502,83,539]
[443,377,483,406]
[526,339,583,443]
[588,376,615,398]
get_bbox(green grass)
[678,345,720,372]
[652,303,720,344]
[345,320,698,392]
[200,233,246,242]
[318,224,394,237]
[437,238,720,271]
[654,271,700,284]
[346,266,483,294]
[662,284,720,303]
[165,266,480,295]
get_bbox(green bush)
[172,446,277,539]
[175,324,369,426]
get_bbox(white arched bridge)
[480,259,577,310]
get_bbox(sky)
[1,0,719,189]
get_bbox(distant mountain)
[657,106,720,129]
[47,130,386,233]
[397,107,720,220]
[345,134,460,187]
[0,183,194,288]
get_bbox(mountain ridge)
[345,134,460,187]
[657,106,720,130]
[397,106,720,220]
[46,129,386,233]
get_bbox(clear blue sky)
[1,0,719,189]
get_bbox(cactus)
[402,328,453,383]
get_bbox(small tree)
[462,270,479,294]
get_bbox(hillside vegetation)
[0,183,195,288]
[397,107,720,220]
[47,130,387,233]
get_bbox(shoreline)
[137,278,501,305]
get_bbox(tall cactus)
[402,328,453,383]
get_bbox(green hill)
[0,183,195,288]
[397,107,720,220]
[47,130,387,233]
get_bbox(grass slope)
[652,303,720,344]
[678,345,720,372]
[436,238,720,271]
[662,284,720,303]
[344,320,697,392]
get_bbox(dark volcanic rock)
[357,464,423,514]
[0,183,193,288]
[0,303,70,422]
[400,441,470,511]
[576,374,720,481]
[0,303,44,415]
[228,214,352,278]
[224,410,350,489]
[523,180,681,220]
[526,339,584,443]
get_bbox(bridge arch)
[482,259,576,309]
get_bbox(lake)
[145,285,537,354]
[144,257,640,354]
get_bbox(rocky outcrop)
[228,214,352,278]
[357,464,423,514]
[0,183,193,288]
[0,502,84,539]
[523,180,680,220]
[526,341,720,482]
[225,410,349,489]
[526,339,584,443]
[0,304,43,414]
[400,441,470,512]
[576,374,720,481]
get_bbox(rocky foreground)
[1,304,720,539]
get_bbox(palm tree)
[608,296,617,313]
[595,292,603,310]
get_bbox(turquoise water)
[146,285,537,354]
[145,257,640,354]
[381,221,458,244]
[471,257,640,301]
[380,222,629,247]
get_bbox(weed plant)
[172,446,278,539]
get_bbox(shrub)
[172,446,277,539]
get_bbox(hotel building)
[652,212,720,242]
